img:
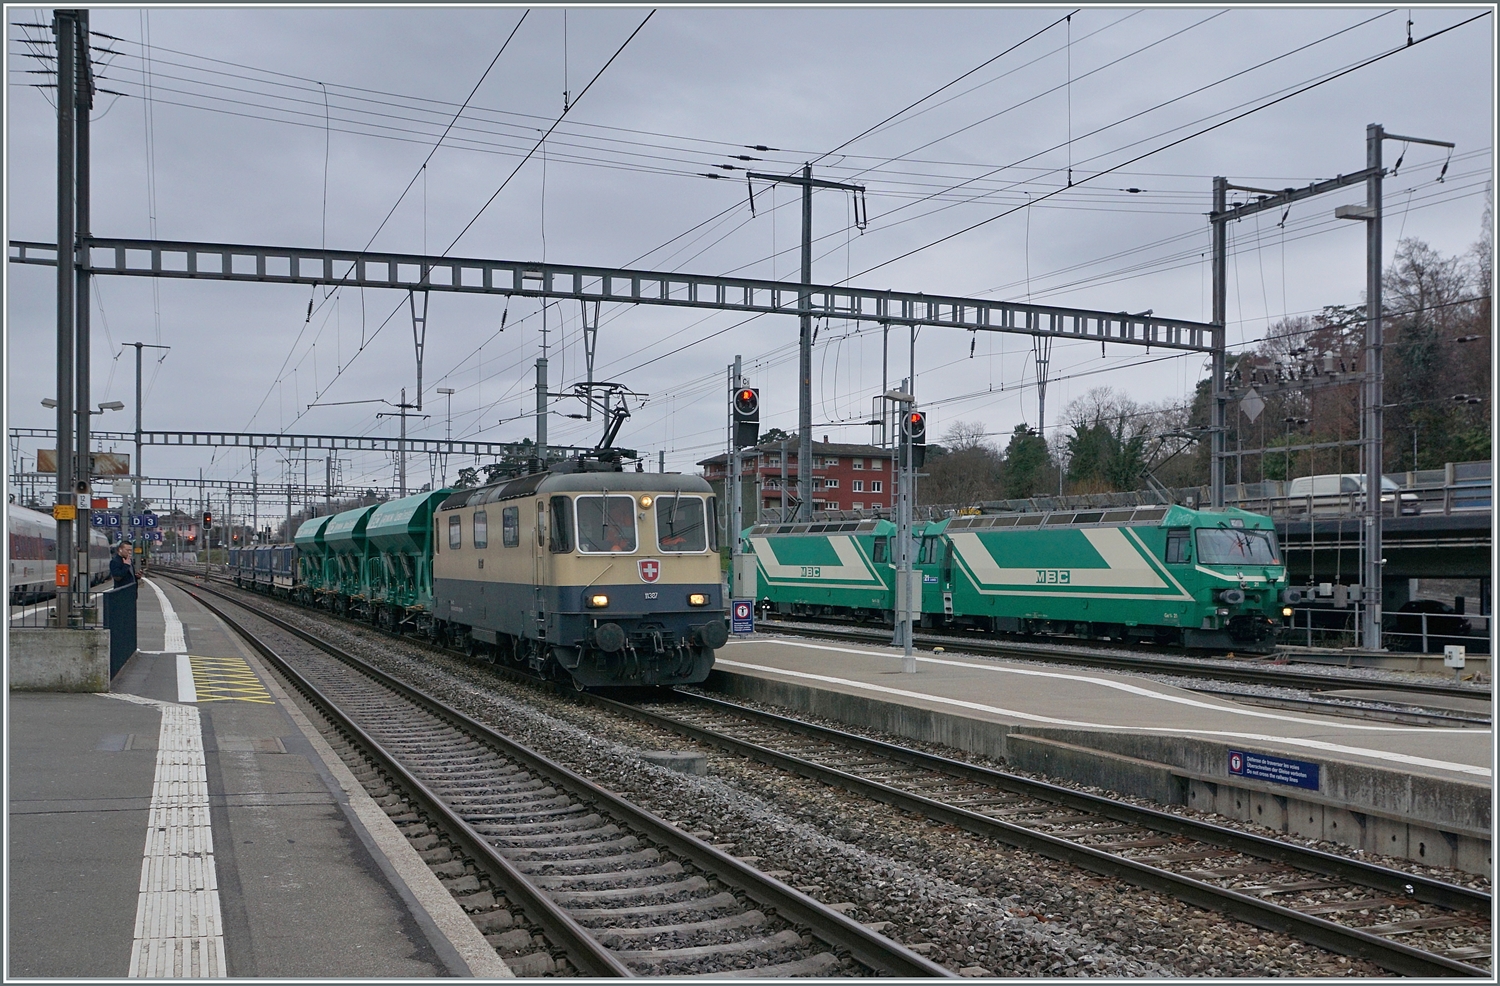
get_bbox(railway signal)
[733,387,760,448]
[203,511,213,528]
[900,411,927,468]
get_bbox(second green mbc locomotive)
[746,504,1290,650]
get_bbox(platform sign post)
[731,599,754,635]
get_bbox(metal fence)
[1283,604,1491,654]
[8,586,110,628]
[8,583,139,675]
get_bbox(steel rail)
[187,588,632,977]
[179,577,952,979]
[586,692,1490,978]
[760,620,1490,700]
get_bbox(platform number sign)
[731,599,754,634]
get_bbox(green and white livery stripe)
[949,528,1194,601]
[751,535,884,590]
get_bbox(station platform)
[705,634,1493,875]
[7,577,510,978]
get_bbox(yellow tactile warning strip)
[188,656,274,704]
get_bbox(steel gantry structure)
[1208,124,1453,650]
[14,6,1223,618]
[10,234,1223,514]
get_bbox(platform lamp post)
[124,342,170,562]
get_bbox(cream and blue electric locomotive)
[747,503,1290,650]
[431,462,727,686]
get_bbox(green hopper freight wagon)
[744,517,900,620]
[292,514,336,604]
[937,504,1288,649]
[321,503,379,614]
[364,488,451,632]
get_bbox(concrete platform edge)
[704,667,1493,876]
[218,621,512,978]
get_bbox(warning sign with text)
[1227,749,1320,791]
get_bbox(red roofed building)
[699,435,895,520]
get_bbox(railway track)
[759,617,1491,701]
[595,691,1492,978]
[167,571,1492,975]
[180,580,949,978]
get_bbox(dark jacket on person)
[110,552,136,587]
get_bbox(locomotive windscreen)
[576,495,638,553]
[656,495,707,552]
[1196,527,1280,565]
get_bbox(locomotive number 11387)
[1035,569,1071,584]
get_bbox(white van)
[1285,473,1420,515]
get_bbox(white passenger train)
[7,503,115,604]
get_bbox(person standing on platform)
[110,541,136,588]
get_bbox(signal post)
[885,388,925,671]
[727,356,759,598]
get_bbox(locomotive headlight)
[586,593,610,608]
[688,593,709,607]
[639,495,653,508]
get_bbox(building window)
[473,510,488,549]
[825,456,838,466]
[871,481,883,493]
[824,478,838,489]
[852,480,864,492]
[852,502,864,510]
[870,501,881,509]
[852,458,864,469]
[448,514,462,549]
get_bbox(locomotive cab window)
[655,494,707,552]
[1196,527,1280,565]
[1164,529,1191,564]
[448,514,462,549]
[706,497,720,552]
[473,510,488,549]
[872,536,889,564]
[575,494,636,553]
[549,497,574,553]
[502,506,520,547]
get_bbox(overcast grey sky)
[5,5,1494,507]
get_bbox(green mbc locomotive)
[746,504,1289,650]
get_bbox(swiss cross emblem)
[638,559,661,583]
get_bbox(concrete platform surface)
[716,636,1492,782]
[709,635,1493,874]
[7,577,508,978]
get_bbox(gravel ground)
[234,597,1412,977]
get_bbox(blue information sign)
[1228,749,1320,791]
[147,530,164,542]
[730,599,754,634]
[91,512,107,527]
[143,512,158,528]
